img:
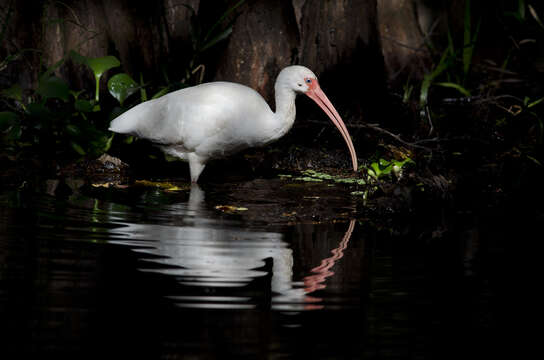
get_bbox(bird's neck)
[268,84,297,142]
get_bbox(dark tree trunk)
[214,0,300,103]
[1,0,385,121]
[215,0,384,119]
[0,0,199,91]
[297,0,384,121]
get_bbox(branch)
[308,120,436,151]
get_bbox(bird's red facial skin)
[304,77,318,90]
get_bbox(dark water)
[0,179,522,359]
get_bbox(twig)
[308,120,435,151]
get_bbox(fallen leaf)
[215,205,249,212]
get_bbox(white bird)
[109,65,358,182]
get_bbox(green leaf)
[26,102,53,119]
[378,158,391,167]
[518,0,526,20]
[420,49,451,106]
[69,50,88,65]
[370,162,381,176]
[200,27,233,52]
[37,76,70,101]
[39,58,65,83]
[139,73,147,102]
[435,82,472,97]
[65,124,81,137]
[380,164,394,176]
[1,84,23,101]
[152,87,169,99]
[529,4,544,30]
[107,73,139,106]
[203,0,245,44]
[86,56,120,79]
[70,141,86,155]
[70,89,85,100]
[75,99,94,113]
[463,0,472,76]
[0,111,18,132]
[526,155,542,166]
[527,97,544,108]
[7,123,21,140]
[85,55,121,102]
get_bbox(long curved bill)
[305,81,358,171]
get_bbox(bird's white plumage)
[109,65,357,182]
[110,82,274,153]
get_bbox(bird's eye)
[305,78,312,84]
[297,83,302,87]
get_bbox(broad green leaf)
[378,158,391,167]
[435,82,472,97]
[370,162,381,176]
[380,164,394,176]
[1,84,22,101]
[75,99,94,113]
[107,73,139,106]
[86,55,121,102]
[26,102,53,119]
[39,58,65,83]
[69,50,88,65]
[0,111,17,132]
[37,76,70,101]
[86,56,120,78]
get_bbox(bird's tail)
[109,108,138,134]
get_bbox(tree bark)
[214,0,384,118]
[214,0,300,104]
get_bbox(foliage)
[0,1,242,165]
[179,0,245,84]
[107,73,139,107]
[367,158,414,181]
[418,0,478,110]
[0,51,123,159]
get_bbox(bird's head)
[277,65,318,94]
[276,65,358,171]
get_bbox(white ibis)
[109,65,358,182]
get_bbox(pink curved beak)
[305,81,358,171]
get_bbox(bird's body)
[109,66,357,182]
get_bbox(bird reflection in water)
[300,219,356,310]
[109,185,356,310]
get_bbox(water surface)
[0,178,519,359]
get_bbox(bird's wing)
[109,82,272,155]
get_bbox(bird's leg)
[188,153,206,183]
